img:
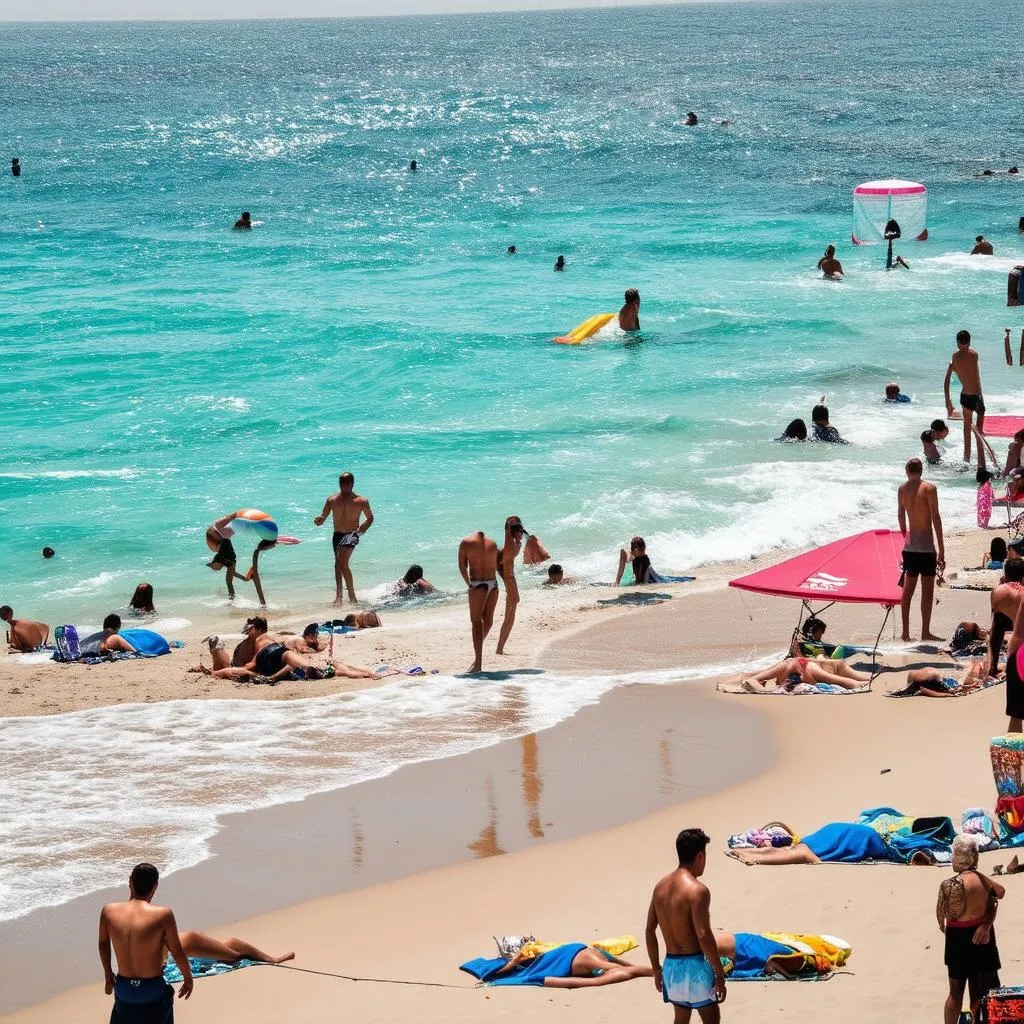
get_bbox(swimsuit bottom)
[661,953,716,1009]
[111,976,174,1024]
[902,549,937,577]
[960,392,986,414]
[255,642,286,676]
[468,580,498,594]
[332,532,360,553]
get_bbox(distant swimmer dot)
[42,547,55,558]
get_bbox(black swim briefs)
[1007,651,1024,720]
[332,531,360,553]
[902,550,937,577]
[945,923,1000,1002]
[255,642,287,677]
[214,537,236,567]
[110,976,174,1023]
[960,392,986,414]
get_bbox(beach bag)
[53,624,81,662]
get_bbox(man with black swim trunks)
[944,330,985,463]
[988,560,1024,682]
[1002,570,1024,732]
[314,471,374,606]
[898,458,945,642]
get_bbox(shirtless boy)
[98,863,192,1022]
[988,559,1024,681]
[646,828,726,1023]
[458,531,500,673]
[495,516,525,656]
[0,605,50,652]
[619,288,641,331]
[898,458,945,642]
[313,472,374,605]
[944,330,985,462]
[816,244,843,279]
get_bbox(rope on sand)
[265,962,477,989]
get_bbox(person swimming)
[554,255,566,272]
[811,404,848,444]
[233,211,252,231]
[409,159,418,171]
[777,418,807,442]
[885,382,911,403]
[618,288,640,331]
[817,244,843,279]
[11,157,20,178]
[684,111,698,126]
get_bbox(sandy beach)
[3,525,1018,1023]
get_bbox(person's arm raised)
[162,909,193,1000]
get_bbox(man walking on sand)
[646,828,726,1024]
[458,530,500,673]
[313,472,374,605]
[944,329,985,463]
[98,862,193,1022]
[898,457,945,642]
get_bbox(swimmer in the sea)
[885,383,911,403]
[42,546,54,559]
[11,157,20,178]
[233,211,252,231]
[507,245,517,254]
[893,254,910,269]
[684,111,698,126]
[921,419,949,465]
[618,288,640,331]
[816,244,843,278]
[811,403,848,444]
[971,235,994,256]
[409,159,417,171]
[554,255,566,272]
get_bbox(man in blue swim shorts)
[646,828,726,1022]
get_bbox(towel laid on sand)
[163,957,259,984]
[725,932,851,980]
[460,942,588,985]
[885,674,1003,698]
[717,680,869,696]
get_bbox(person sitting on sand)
[985,537,1009,571]
[811,404,848,444]
[949,621,990,656]
[0,605,50,652]
[737,655,870,693]
[395,565,436,596]
[971,235,994,256]
[618,288,640,331]
[777,418,807,442]
[615,536,660,586]
[816,244,843,279]
[483,944,653,988]
[885,382,911,403]
[728,822,904,865]
[129,582,156,615]
[937,835,1005,1021]
[790,616,836,657]
[343,611,382,630]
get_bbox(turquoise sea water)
[2,0,1023,621]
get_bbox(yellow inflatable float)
[553,312,615,345]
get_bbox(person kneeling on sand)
[738,656,870,692]
[1,605,50,652]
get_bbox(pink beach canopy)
[852,179,928,245]
[729,529,904,607]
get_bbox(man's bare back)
[950,347,982,396]
[898,478,939,548]
[650,870,707,956]
[100,899,180,979]
[460,532,499,582]
[4,617,48,652]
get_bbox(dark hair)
[991,538,1008,561]
[0,605,12,618]
[802,616,826,635]
[247,615,268,632]
[256,538,276,551]
[129,582,155,613]
[956,329,971,345]
[905,457,923,476]
[629,536,646,552]
[977,469,994,485]
[103,613,122,631]
[130,862,159,896]
[811,404,828,423]
[676,827,711,865]
[505,515,524,533]
[42,546,55,558]
[976,235,984,243]
[548,563,563,576]
[403,564,424,584]
[780,418,807,441]
[930,419,947,433]
[339,471,354,486]
[921,430,934,444]
[1006,559,1024,582]
[624,288,639,303]
[632,553,652,581]
[342,613,357,627]
[302,622,319,638]
[1019,216,1024,231]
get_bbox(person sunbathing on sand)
[179,929,294,966]
[490,944,652,988]
[898,661,990,697]
[738,656,870,692]
[1,605,50,652]
[729,822,923,866]
[343,611,382,630]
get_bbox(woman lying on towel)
[462,943,652,988]
[895,662,990,698]
[179,930,294,966]
[728,823,903,865]
[738,656,870,693]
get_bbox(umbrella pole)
[869,606,893,689]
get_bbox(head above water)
[624,288,640,305]
[811,404,828,425]
[409,159,417,170]
[824,244,836,257]
[956,329,971,347]
[885,382,900,399]
[675,827,710,871]
[129,862,159,899]
[548,564,563,582]
[951,835,979,873]
[339,471,354,492]
[976,235,985,243]
[129,582,155,612]
[905,457,923,478]
[781,418,807,441]
[554,255,565,269]
[507,244,516,254]
[403,564,424,585]
[931,419,949,439]
[42,546,55,558]
[103,613,122,632]
[239,211,251,224]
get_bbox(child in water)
[921,419,949,465]
[977,469,994,529]
[884,382,911,403]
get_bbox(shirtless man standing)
[0,605,49,652]
[1002,565,1024,732]
[988,559,1024,682]
[898,457,945,642]
[313,472,374,605]
[619,288,641,331]
[495,516,525,656]
[458,530,500,673]
[646,828,726,1023]
[98,863,192,1022]
[944,330,985,463]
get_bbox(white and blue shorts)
[662,953,716,1009]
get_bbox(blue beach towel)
[460,943,587,985]
[163,957,259,984]
[120,629,171,656]
[729,933,798,979]
[801,823,892,863]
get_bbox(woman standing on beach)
[495,516,525,655]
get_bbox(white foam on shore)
[0,657,762,923]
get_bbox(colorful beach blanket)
[460,943,588,985]
[723,932,851,981]
[163,957,259,984]
[885,675,1004,698]
[717,680,869,696]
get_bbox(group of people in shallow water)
[777,403,847,444]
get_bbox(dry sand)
[3,526,1020,1023]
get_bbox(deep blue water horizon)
[2,0,1023,623]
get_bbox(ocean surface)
[2,0,1023,920]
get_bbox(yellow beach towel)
[518,934,638,961]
